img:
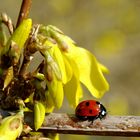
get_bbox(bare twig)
[1,13,14,34]
[16,0,32,27]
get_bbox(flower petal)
[47,42,69,84]
[64,56,82,107]
[98,63,109,74]
[44,64,64,109]
[46,25,76,51]
[62,55,73,83]
[41,39,73,84]
[65,47,109,98]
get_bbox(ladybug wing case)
[75,100,100,120]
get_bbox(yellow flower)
[39,25,109,108]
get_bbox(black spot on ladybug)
[89,109,93,114]
[85,101,90,106]
[96,101,100,105]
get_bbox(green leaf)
[0,111,23,140]
[34,73,45,81]
[34,101,46,131]
[3,66,13,90]
[7,18,32,49]
[6,19,32,63]
[44,90,55,113]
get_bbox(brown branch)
[16,0,32,27]
[23,113,140,137]
[0,111,140,137]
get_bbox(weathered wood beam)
[24,113,140,137]
[0,110,139,137]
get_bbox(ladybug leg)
[89,119,94,125]
[87,121,92,127]
[87,116,97,126]
[88,119,97,127]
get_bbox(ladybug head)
[98,103,107,119]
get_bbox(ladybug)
[75,100,107,121]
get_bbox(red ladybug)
[75,100,107,121]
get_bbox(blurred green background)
[1,0,140,140]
